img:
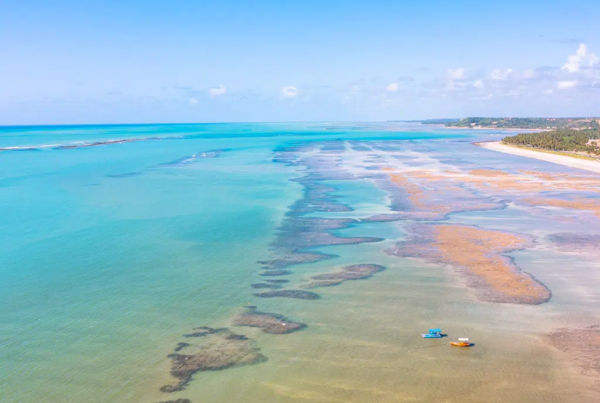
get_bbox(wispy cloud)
[557,81,577,89]
[386,82,399,92]
[281,85,298,98]
[209,84,227,98]
[490,68,513,80]
[189,98,198,104]
[446,68,464,81]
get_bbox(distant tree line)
[502,129,600,155]
[447,117,600,130]
[419,118,460,125]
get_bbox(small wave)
[158,148,231,167]
[0,135,182,153]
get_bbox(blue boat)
[422,328,442,338]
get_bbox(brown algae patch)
[390,225,551,304]
[382,168,503,219]
[548,325,600,388]
[232,306,307,334]
[524,197,600,219]
[301,264,386,289]
[160,327,266,393]
[469,169,512,177]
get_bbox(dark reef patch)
[264,141,386,272]
[361,213,406,223]
[302,264,386,288]
[106,172,142,178]
[253,290,321,300]
[265,279,289,284]
[233,306,307,334]
[183,327,227,338]
[251,282,282,289]
[174,342,190,352]
[156,399,192,403]
[160,328,266,393]
[259,270,293,276]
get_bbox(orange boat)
[450,338,471,347]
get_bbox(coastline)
[475,141,600,174]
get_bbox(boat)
[450,338,471,347]
[422,328,442,338]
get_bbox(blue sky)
[2,0,600,124]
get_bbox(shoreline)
[475,141,600,174]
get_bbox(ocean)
[1,123,599,403]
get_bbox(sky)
[1,0,600,125]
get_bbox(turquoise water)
[1,123,598,403]
[0,123,469,402]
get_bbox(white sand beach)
[477,141,600,174]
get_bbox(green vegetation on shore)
[501,129,600,156]
[500,143,599,161]
[438,117,600,130]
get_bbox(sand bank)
[476,142,600,174]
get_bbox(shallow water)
[0,123,598,403]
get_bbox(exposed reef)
[233,306,307,334]
[302,264,386,289]
[156,399,192,403]
[253,290,321,300]
[524,197,600,219]
[160,327,266,393]
[381,168,504,220]
[389,224,551,305]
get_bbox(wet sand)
[548,325,600,390]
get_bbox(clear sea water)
[1,123,598,403]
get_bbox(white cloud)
[490,68,513,80]
[209,84,227,98]
[557,81,577,89]
[281,85,298,98]
[446,68,464,81]
[189,98,198,104]
[523,69,535,79]
[386,82,399,92]
[474,79,484,89]
[563,44,599,72]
